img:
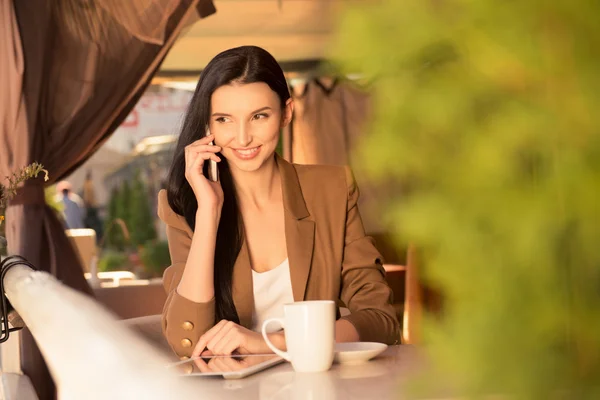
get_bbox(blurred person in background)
[82,170,96,208]
[82,170,104,242]
[55,180,85,229]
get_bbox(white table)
[180,346,420,400]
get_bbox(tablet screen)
[169,354,284,378]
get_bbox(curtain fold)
[291,78,372,166]
[290,78,389,234]
[0,1,215,398]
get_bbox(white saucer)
[334,342,388,365]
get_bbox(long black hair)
[166,46,291,323]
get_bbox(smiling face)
[209,82,292,174]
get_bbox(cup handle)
[261,318,291,361]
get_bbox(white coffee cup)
[261,300,335,373]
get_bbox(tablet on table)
[168,354,284,380]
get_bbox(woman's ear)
[281,98,294,128]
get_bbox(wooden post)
[403,244,422,344]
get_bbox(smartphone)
[204,127,219,182]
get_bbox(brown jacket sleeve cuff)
[162,290,216,357]
[341,310,401,345]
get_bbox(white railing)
[1,260,201,400]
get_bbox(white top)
[251,258,294,333]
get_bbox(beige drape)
[0,1,215,398]
[290,78,388,234]
[291,78,372,166]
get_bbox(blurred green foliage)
[45,185,64,217]
[117,180,132,241]
[139,240,170,278]
[334,0,600,398]
[104,173,156,250]
[129,172,157,247]
[98,249,128,273]
[104,186,127,250]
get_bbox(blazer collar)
[275,154,310,220]
[276,154,315,302]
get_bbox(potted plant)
[0,162,49,251]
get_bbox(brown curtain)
[0,0,215,398]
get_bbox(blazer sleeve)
[338,168,401,345]
[157,190,216,358]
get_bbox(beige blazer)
[158,155,400,357]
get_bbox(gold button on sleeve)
[180,356,190,361]
[181,338,192,348]
[182,321,194,331]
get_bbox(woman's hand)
[184,134,223,215]
[191,320,285,357]
[192,356,250,373]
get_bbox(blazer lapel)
[232,239,254,328]
[285,216,315,302]
[277,155,315,302]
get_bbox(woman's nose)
[237,124,251,147]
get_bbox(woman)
[159,46,399,359]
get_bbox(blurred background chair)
[65,228,97,273]
[66,225,167,320]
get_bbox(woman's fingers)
[186,150,221,169]
[207,356,246,373]
[186,152,221,180]
[210,327,241,356]
[192,320,229,357]
[186,142,221,153]
[184,134,220,170]
[192,357,211,373]
[206,322,236,353]
[188,133,216,147]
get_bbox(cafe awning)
[160,0,340,74]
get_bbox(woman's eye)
[215,117,229,123]
[252,113,268,120]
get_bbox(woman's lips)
[232,145,261,160]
